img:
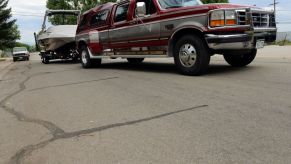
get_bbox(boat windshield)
[49,14,79,26]
[158,0,203,9]
[13,47,27,52]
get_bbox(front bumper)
[205,28,277,50]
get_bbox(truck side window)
[135,0,157,16]
[90,10,109,27]
[114,4,129,23]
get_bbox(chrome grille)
[237,11,247,25]
[269,14,276,27]
[13,53,25,57]
[252,13,269,27]
[236,10,276,28]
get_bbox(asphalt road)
[0,46,291,164]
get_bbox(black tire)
[80,45,101,68]
[223,49,257,67]
[27,57,30,61]
[127,58,144,64]
[43,56,50,64]
[173,35,210,76]
[72,56,79,62]
[13,57,17,62]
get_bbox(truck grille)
[13,53,26,57]
[237,11,247,25]
[236,11,276,28]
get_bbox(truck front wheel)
[80,46,101,68]
[223,49,257,67]
[174,35,210,76]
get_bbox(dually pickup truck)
[76,0,276,75]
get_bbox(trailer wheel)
[127,58,144,64]
[223,49,257,67]
[43,56,50,64]
[173,35,210,76]
[80,46,101,68]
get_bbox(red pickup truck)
[76,0,276,75]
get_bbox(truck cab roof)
[83,2,115,15]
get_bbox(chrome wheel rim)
[81,50,88,65]
[179,43,197,68]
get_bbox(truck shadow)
[206,64,256,75]
[46,59,80,65]
[45,60,257,75]
[97,62,256,75]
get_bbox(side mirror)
[136,2,146,17]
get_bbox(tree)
[46,0,79,25]
[201,0,229,4]
[15,42,32,52]
[0,0,20,49]
[46,0,116,25]
[46,0,229,25]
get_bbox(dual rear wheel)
[80,46,102,68]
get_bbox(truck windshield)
[13,47,27,52]
[158,0,202,9]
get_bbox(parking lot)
[0,45,291,164]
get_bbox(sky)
[7,0,291,45]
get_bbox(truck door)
[109,0,161,49]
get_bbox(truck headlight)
[225,10,236,25]
[210,10,237,27]
[210,10,225,27]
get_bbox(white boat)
[38,25,78,51]
[37,10,80,64]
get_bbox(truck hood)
[162,3,259,13]
[202,3,252,10]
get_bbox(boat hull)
[38,25,77,51]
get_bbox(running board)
[90,50,168,59]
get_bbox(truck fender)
[88,31,103,55]
[168,25,205,57]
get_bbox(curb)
[0,58,12,62]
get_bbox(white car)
[12,47,30,62]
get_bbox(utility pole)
[270,0,279,16]
[273,0,276,15]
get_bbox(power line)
[277,22,291,24]
[12,14,43,17]
[12,11,45,15]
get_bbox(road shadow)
[206,64,257,75]
[94,61,257,76]
[99,62,178,74]
[46,59,80,65]
[43,59,258,76]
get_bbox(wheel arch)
[77,40,87,53]
[168,27,205,57]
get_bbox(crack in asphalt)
[1,62,209,164]
[27,77,119,92]
[0,70,65,137]
[10,105,208,164]
[0,78,17,82]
